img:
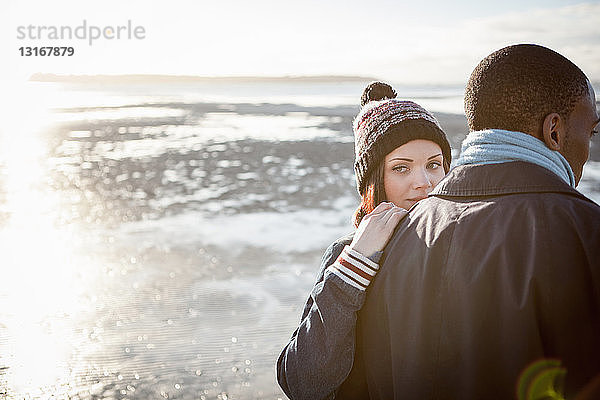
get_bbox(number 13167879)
[19,47,75,56]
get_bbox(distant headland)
[29,73,377,84]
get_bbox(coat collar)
[430,161,594,203]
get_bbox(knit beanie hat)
[353,82,452,195]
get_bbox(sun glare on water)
[0,82,100,397]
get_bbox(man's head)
[464,44,599,184]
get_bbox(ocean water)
[0,80,598,400]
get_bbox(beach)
[0,78,598,399]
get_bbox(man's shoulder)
[500,190,600,219]
[432,163,597,207]
[402,190,600,247]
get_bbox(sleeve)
[276,240,380,400]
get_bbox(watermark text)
[16,20,146,46]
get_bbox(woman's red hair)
[353,162,386,228]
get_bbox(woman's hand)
[349,202,408,257]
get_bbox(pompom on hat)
[353,82,452,194]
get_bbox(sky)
[1,0,600,85]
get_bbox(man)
[355,44,600,399]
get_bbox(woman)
[276,82,452,400]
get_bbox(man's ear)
[541,112,564,151]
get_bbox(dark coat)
[355,161,600,400]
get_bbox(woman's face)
[383,139,446,210]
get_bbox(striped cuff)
[326,245,380,291]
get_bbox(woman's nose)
[412,169,433,189]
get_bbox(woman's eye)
[427,161,442,169]
[392,165,409,173]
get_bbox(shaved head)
[464,44,590,136]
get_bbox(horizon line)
[29,73,379,83]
